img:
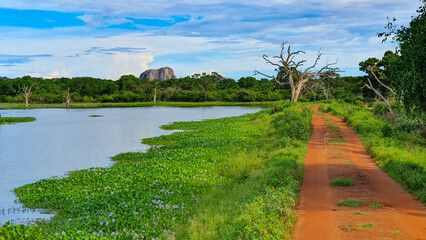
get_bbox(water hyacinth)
[10,112,276,239]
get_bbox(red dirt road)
[294,108,426,240]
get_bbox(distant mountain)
[139,67,176,81]
[0,76,8,80]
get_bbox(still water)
[0,106,261,224]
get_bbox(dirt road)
[294,108,426,240]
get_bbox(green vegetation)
[354,211,365,215]
[324,117,333,122]
[353,222,374,231]
[369,202,384,209]
[340,222,374,231]
[2,103,312,239]
[330,178,354,186]
[392,231,403,236]
[337,199,365,207]
[320,101,425,204]
[327,124,340,132]
[0,101,278,109]
[88,115,103,117]
[0,117,36,125]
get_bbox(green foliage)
[0,74,285,104]
[330,178,354,186]
[380,1,426,114]
[270,108,313,141]
[0,117,36,125]
[337,199,365,207]
[0,223,45,240]
[237,186,297,240]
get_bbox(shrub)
[270,109,312,141]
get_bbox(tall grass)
[320,101,426,204]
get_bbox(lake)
[0,106,261,224]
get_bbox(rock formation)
[139,67,176,81]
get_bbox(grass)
[320,101,426,204]
[2,102,313,239]
[337,199,365,207]
[88,115,103,117]
[354,211,365,215]
[392,231,403,236]
[0,117,36,125]
[0,101,280,109]
[340,222,374,231]
[369,202,384,208]
[324,117,333,122]
[327,138,345,143]
[330,178,354,186]
[327,124,340,132]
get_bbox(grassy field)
[320,101,425,204]
[0,101,280,109]
[0,117,36,125]
[1,102,312,239]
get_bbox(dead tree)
[65,88,71,109]
[153,88,157,104]
[363,67,394,113]
[255,41,339,103]
[22,84,35,108]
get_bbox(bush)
[270,109,313,141]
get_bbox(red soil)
[293,108,426,240]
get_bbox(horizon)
[0,0,421,80]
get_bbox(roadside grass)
[320,101,426,204]
[3,102,313,239]
[330,178,354,186]
[337,199,365,207]
[0,117,36,125]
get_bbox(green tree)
[379,0,426,114]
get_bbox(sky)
[0,0,421,80]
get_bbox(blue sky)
[0,0,421,80]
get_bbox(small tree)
[255,41,339,103]
[22,83,35,108]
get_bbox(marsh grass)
[330,178,354,186]
[0,117,36,125]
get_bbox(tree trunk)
[153,89,157,104]
[65,88,71,109]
